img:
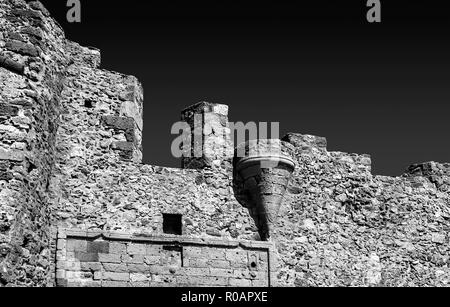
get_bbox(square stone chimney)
[181,102,233,169]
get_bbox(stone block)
[210,268,234,277]
[252,279,269,287]
[187,258,209,268]
[122,254,145,264]
[66,271,81,280]
[183,246,203,258]
[144,255,160,265]
[65,261,81,271]
[204,276,229,287]
[181,268,209,276]
[101,116,135,142]
[87,241,109,254]
[259,252,269,263]
[0,103,19,116]
[93,271,102,280]
[149,266,172,275]
[56,261,66,270]
[56,270,66,279]
[101,272,130,281]
[66,240,87,252]
[146,245,163,255]
[98,253,121,263]
[229,278,252,287]
[208,259,231,269]
[5,40,39,57]
[66,229,88,237]
[56,251,66,262]
[152,274,176,284]
[120,100,142,130]
[109,242,127,254]
[130,273,149,282]
[233,270,254,279]
[56,240,66,250]
[432,233,446,245]
[225,250,248,263]
[0,148,24,162]
[103,263,128,273]
[230,261,249,269]
[21,26,44,39]
[127,243,146,255]
[80,262,102,272]
[0,55,25,74]
[127,264,149,273]
[206,249,226,260]
[175,275,191,285]
[0,161,12,180]
[74,252,99,262]
[79,272,94,279]
[112,141,134,152]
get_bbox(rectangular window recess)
[163,214,182,235]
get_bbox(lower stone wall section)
[55,229,275,287]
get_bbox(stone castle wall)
[1,0,449,287]
[0,0,68,286]
[276,136,450,286]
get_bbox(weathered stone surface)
[11,8,43,20]
[0,148,25,161]
[101,116,135,142]
[27,1,50,17]
[2,0,450,289]
[0,55,25,75]
[5,40,39,57]
[0,0,69,287]
[0,103,19,117]
[181,101,234,169]
[57,232,271,287]
[282,133,328,150]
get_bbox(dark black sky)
[38,0,450,176]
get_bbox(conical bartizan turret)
[233,140,295,241]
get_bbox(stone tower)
[181,102,233,169]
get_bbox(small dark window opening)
[163,214,182,235]
[27,161,37,173]
[84,99,93,108]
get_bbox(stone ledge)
[60,228,274,250]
